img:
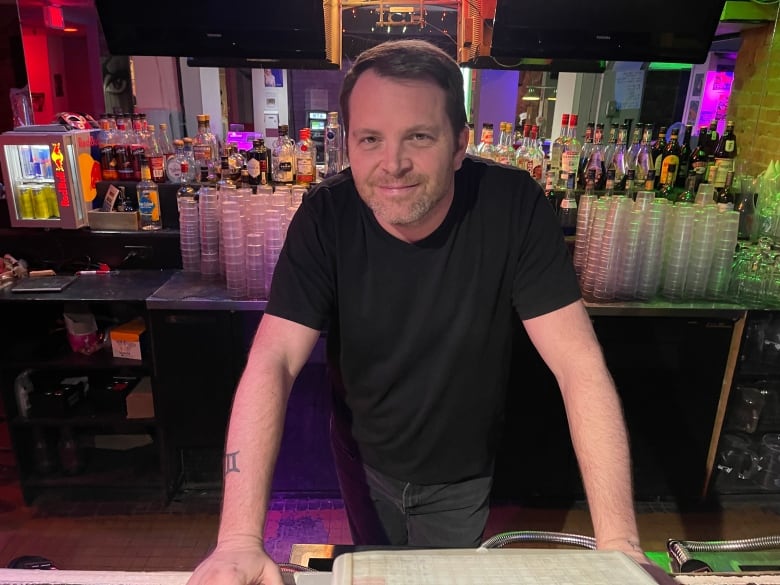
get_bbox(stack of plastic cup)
[614,210,644,300]
[580,199,609,301]
[246,232,265,299]
[661,205,696,300]
[707,211,740,300]
[272,186,291,211]
[221,200,246,299]
[291,186,306,208]
[593,196,633,301]
[683,206,719,299]
[246,199,266,240]
[264,210,285,287]
[199,187,221,278]
[635,202,669,300]
[634,190,655,212]
[573,194,596,277]
[179,197,201,272]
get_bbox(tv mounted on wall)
[490,0,727,65]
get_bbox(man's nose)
[380,142,412,175]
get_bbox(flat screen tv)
[491,0,727,64]
[95,0,339,68]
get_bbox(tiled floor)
[0,478,779,574]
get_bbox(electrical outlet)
[124,245,153,260]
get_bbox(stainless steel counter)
[145,271,268,311]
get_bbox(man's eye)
[412,133,433,142]
[359,136,378,144]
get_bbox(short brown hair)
[339,40,467,142]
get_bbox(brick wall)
[729,20,780,176]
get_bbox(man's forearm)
[217,359,295,546]
[562,366,639,549]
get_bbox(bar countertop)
[0,269,762,318]
[0,269,174,302]
[145,271,268,311]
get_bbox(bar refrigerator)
[0,124,101,229]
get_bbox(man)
[187,40,671,585]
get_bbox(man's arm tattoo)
[224,450,240,475]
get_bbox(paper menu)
[330,548,659,585]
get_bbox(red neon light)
[54,169,70,207]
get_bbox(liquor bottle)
[495,122,514,166]
[626,122,643,169]
[577,122,595,189]
[476,122,496,161]
[97,114,118,181]
[659,127,681,189]
[558,172,578,236]
[325,111,344,177]
[604,168,616,198]
[246,138,270,188]
[129,113,146,181]
[193,114,219,182]
[675,124,693,188]
[676,172,697,205]
[607,123,628,190]
[529,126,545,182]
[114,114,134,181]
[624,169,636,200]
[512,119,524,150]
[158,123,174,160]
[216,156,235,191]
[630,124,653,184]
[716,170,735,212]
[176,158,198,210]
[466,123,477,156]
[514,124,532,172]
[689,128,709,190]
[226,144,244,182]
[561,114,581,186]
[272,125,295,185]
[549,113,570,188]
[708,119,720,150]
[602,123,619,176]
[295,127,316,186]
[712,120,737,189]
[643,169,656,194]
[145,124,167,184]
[543,165,558,211]
[240,166,250,190]
[181,138,199,182]
[165,139,185,183]
[651,126,667,189]
[586,123,606,190]
[137,157,162,230]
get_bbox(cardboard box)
[88,209,139,231]
[110,318,146,361]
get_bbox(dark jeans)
[329,415,492,547]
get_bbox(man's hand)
[600,539,678,585]
[187,536,284,585]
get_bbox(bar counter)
[0,269,775,505]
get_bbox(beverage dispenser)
[0,124,101,229]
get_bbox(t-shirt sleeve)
[511,177,582,320]
[265,196,335,331]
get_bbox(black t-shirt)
[266,156,581,484]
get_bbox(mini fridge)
[0,124,101,229]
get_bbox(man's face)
[347,70,468,241]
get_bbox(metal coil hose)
[481,530,597,550]
[667,535,780,573]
